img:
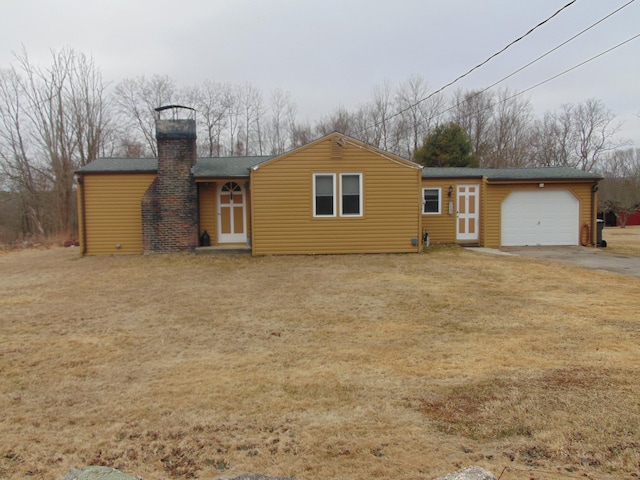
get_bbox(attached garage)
[421,167,600,249]
[501,189,579,246]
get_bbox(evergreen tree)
[413,122,478,167]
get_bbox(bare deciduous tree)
[266,88,297,155]
[530,111,573,167]
[236,83,264,156]
[531,99,626,172]
[486,88,534,167]
[571,98,625,172]
[0,47,111,238]
[290,121,313,149]
[449,89,494,165]
[68,53,112,166]
[113,74,177,157]
[224,85,241,156]
[395,75,444,158]
[368,80,394,151]
[0,67,46,235]
[315,106,354,137]
[185,80,228,157]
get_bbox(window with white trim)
[423,187,441,214]
[340,173,362,216]
[313,174,336,217]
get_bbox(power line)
[354,0,579,135]
[426,0,577,99]
[460,1,635,106]
[436,0,636,121]
[504,32,640,102]
[408,32,639,160]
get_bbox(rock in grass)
[62,466,492,480]
[218,475,297,480]
[62,466,142,480]
[435,466,497,480]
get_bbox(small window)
[314,174,335,217]
[341,174,362,216]
[423,188,441,214]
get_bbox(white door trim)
[217,181,247,243]
[457,184,480,242]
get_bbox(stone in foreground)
[435,466,497,480]
[62,466,142,480]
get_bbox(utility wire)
[503,32,640,102]
[354,0,579,135]
[435,0,636,121]
[402,32,639,158]
[425,0,577,99]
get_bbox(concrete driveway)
[501,246,640,278]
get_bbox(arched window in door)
[221,181,242,201]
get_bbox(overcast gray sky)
[2,0,639,146]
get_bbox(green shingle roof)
[194,156,273,177]
[77,157,158,173]
[77,156,274,177]
[78,158,601,182]
[422,166,601,180]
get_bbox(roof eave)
[487,176,602,183]
[194,174,250,180]
[75,169,158,174]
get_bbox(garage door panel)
[501,190,579,246]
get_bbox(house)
[75,107,602,255]
[621,211,640,226]
[601,209,640,227]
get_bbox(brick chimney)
[142,106,198,253]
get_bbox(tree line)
[0,47,636,242]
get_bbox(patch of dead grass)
[1,247,639,480]
[603,225,640,256]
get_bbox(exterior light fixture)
[448,185,453,197]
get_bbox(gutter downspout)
[591,181,600,247]
[78,173,87,255]
[417,166,424,253]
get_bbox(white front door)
[218,181,247,243]
[457,184,480,242]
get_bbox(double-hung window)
[340,173,362,216]
[314,174,336,217]
[313,173,363,217]
[423,188,441,214]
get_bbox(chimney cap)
[155,105,196,120]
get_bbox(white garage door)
[501,190,579,246]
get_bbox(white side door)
[217,181,247,243]
[457,184,480,242]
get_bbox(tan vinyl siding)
[198,182,217,244]
[567,183,596,245]
[421,180,463,244]
[77,184,86,250]
[483,181,595,248]
[81,173,156,254]
[251,137,421,255]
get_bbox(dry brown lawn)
[603,225,640,256]
[1,234,639,480]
